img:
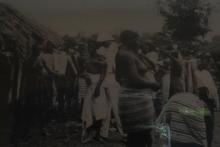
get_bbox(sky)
[0,0,220,38]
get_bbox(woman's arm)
[93,60,107,98]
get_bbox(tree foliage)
[158,0,211,42]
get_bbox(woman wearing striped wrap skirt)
[115,31,160,147]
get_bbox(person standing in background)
[197,87,215,147]
[195,59,219,147]
[96,33,124,140]
[182,50,197,93]
[53,45,78,120]
[37,41,57,124]
[161,59,171,106]
[81,43,108,143]
[168,46,186,97]
[195,59,219,108]
[77,41,92,109]
[157,92,208,147]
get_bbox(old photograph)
[0,0,220,147]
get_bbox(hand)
[93,85,101,98]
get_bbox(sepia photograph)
[0,0,220,147]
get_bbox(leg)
[109,90,124,135]
[126,130,152,147]
[81,120,102,143]
[56,77,65,113]
[205,115,214,147]
[99,88,112,138]
[145,129,153,147]
[104,88,124,135]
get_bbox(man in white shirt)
[96,33,124,140]
[195,59,219,108]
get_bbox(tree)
[158,0,211,42]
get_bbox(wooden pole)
[16,61,23,101]
[8,64,15,104]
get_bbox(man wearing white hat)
[96,33,124,140]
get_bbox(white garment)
[184,59,194,93]
[195,70,219,108]
[81,74,108,129]
[54,52,70,75]
[97,42,118,73]
[96,46,106,57]
[162,73,171,105]
[106,42,119,73]
[100,73,122,137]
[191,58,198,71]
[97,42,123,137]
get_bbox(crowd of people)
[1,30,220,147]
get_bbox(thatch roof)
[0,2,61,60]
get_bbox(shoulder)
[116,52,136,67]
[170,92,199,102]
[117,50,135,61]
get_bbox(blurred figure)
[65,47,81,120]
[157,92,208,147]
[37,41,57,123]
[198,87,214,147]
[53,45,78,119]
[195,59,219,108]
[195,59,219,147]
[161,59,171,105]
[182,50,197,93]
[168,46,186,97]
[76,41,90,108]
[139,44,162,116]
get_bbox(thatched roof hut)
[0,2,61,61]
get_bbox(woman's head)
[119,30,139,50]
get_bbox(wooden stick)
[8,65,15,104]
[16,62,23,100]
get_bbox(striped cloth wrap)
[118,87,155,133]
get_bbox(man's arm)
[67,55,78,75]
[93,61,107,98]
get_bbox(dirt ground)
[2,110,219,147]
